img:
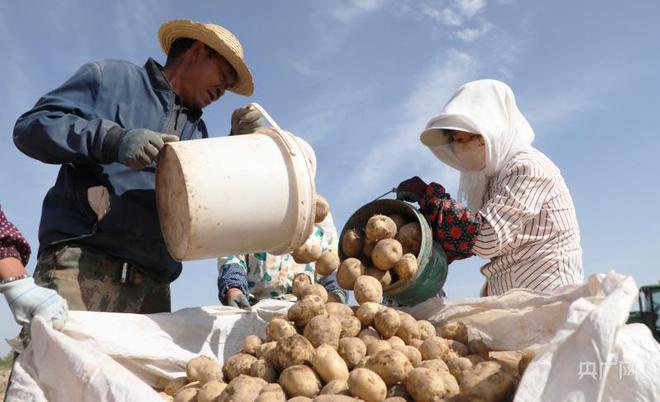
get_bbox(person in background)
[217,211,346,308]
[12,19,262,314]
[0,206,68,330]
[397,79,583,296]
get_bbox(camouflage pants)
[33,244,170,313]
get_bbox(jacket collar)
[144,58,203,120]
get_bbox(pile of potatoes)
[157,291,534,402]
[338,214,422,299]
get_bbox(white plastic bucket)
[155,103,317,261]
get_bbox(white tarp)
[5,271,660,402]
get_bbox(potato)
[366,340,392,356]
[293,243,323,264]
[320,379,350,396]
[347,368,387,402]
[293,274,313,299]
[288,398,313,402]
[396,222,421,256]
[317,251,340,276]
[362,240,376,261]
[303,315,342,348]
[186,355,215,382]
[259,341,278,363]
[341,229,364,258]
[288,295,327,327]
[409,339,424,349]
[173,388,198,402]
[280,365,322,398]
[467,339,490,360]
[441,322,469,345]
[388,214,408,230]
[418,358,450,374]
[164,376,189,397]
[405,367,459,402]
[222,353,257,381]
[417,320,436,340]
[242,335,263,356]
[447,357,477,382]
[419,337,450,361]
[250,358,279,383]
[393,345,422,367]
[386,336,406,349]
[355,302,382,327]
[366,349,413,387]
[459,361,517,402]
[197,381,227,402]
[326,302,354,317]
[365,215,397,242]
[374,308,401,338]
[395,312,421,344]
[274,334,315,370]
[465,355,485,365]
[267,318,297,342]
[217,375,266,402]
[312,344,350,383]
[338,337,367,370]
[358,327,381,346]
[518,344,541,374]
[339,316,362,338]
[371,239,403,271]
[315,194,330,223]
[439,395,487,402]
[255,383,286,402]
[337,258,366,290]
[301,283,329,303]
[353,275,383,305]
[393,254,418,281]
[198,360,224,384]
[365,267,392,288]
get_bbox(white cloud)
[456,0,487,17]
[420,5,463,26]
[330,0,391,24]
[456,20,494,41]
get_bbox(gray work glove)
[117,129,179,169]
[230,105,264,135]
[0,277,69,330]
[227,293,251,310]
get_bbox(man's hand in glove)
[396,176,429,203]
[226,288,251,310]
[117,129,179,170]
[0,275,68,330]
[231,105,263,135]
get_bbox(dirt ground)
[0,368,9,400]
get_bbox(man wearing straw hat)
[12,20,262,314]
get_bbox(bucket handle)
[248,102,298,156]
[373,187,397,202]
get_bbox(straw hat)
[158,19,254,96]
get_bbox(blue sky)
[1,0,659,354]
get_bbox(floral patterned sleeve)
[0,207,31,266]
[417,183,483,263]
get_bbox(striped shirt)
[473,149,583,295]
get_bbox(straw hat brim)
[159,19,254,96]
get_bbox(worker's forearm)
[0,257,27,280]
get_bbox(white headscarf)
[420,79,535,210]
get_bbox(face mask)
[451,140,486,171]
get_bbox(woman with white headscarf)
[396,79,583,296]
